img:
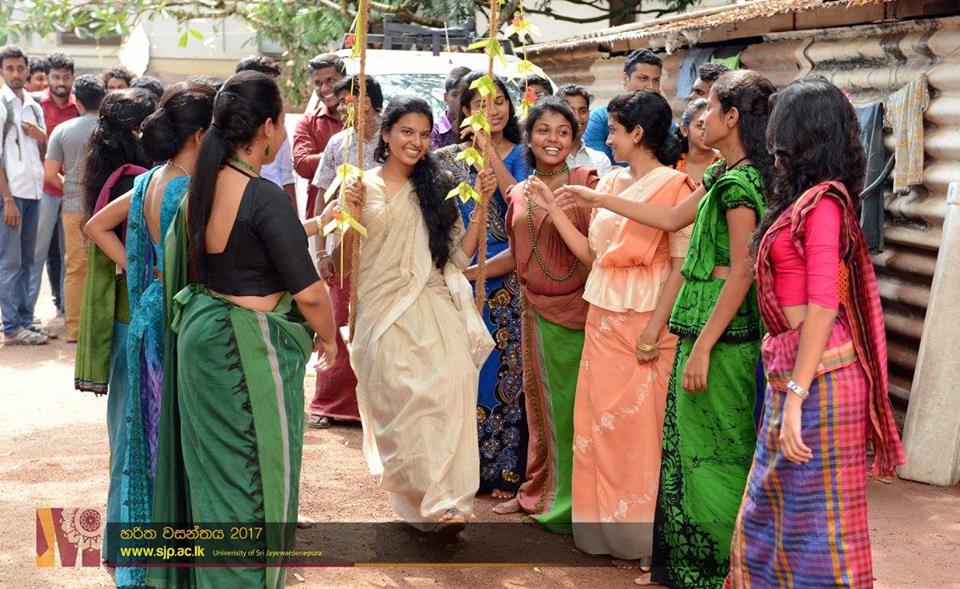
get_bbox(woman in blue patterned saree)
[435,72,532,500]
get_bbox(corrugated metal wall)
[752,18,960,406]
[535,15,960,408]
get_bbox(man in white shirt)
[557,83,612,176]
[234,55,297,209]
[0,45,49,345]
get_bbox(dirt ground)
[2,281,960,588]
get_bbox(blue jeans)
[0,197,41,335]
[28,192,65,317]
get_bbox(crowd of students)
[0,42,905,589]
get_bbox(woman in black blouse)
[148,71,336,589]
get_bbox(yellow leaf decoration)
[468,37,508,66]
[446,181,482,204]
[516,59,546,78]
[455,146,485,170]
[343,101,356,128]
[336,162,362,182]
[322,210,368,238]
[460,111,491,135]
[469,75,498,99]
[504,16,540,43]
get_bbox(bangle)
[314,216,324,236]
[786,380,809,400]
[635,338,658,353]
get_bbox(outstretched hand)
[555,184,607,210]
[524,176,558,211]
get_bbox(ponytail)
[186,71,282,282]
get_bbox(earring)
[385,142,390,154]
[265,145,271,157]
[634,138,640,144]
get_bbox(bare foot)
[633,572,666,587]
[613,559,649,570]
[296,513,316,529]
[490,488,515,500]
[492,497,521,515]
[435,508,466,542]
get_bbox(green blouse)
[668,160,766,343]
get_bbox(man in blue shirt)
[582,48,663,164]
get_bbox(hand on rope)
[475,168,497,201]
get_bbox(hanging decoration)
[321,2,373,341]
[450,0,507,311]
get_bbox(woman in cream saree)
[340,97,494,535]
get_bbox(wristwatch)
[786,380,809,400]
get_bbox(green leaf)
[189,26,203,40]
[178,30,189,47]
[467,38,490,52]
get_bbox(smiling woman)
[489,97,598,532]
[337,95,494,538]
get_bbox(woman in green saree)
[557,70,776,587]
[148,71,337,589]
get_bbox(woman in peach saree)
[534,91,693,562]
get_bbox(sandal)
[4,329,48,346]
[28,325,58,339]
[307,414,334,429]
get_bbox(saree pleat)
[653,337,761,587]
[523,313,584,533]
[572,306,676,560]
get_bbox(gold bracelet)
[635,338,658,353]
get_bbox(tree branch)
[524,3,671,24]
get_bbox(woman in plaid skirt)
[725,77,905,589]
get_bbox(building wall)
[533,14,960,410]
